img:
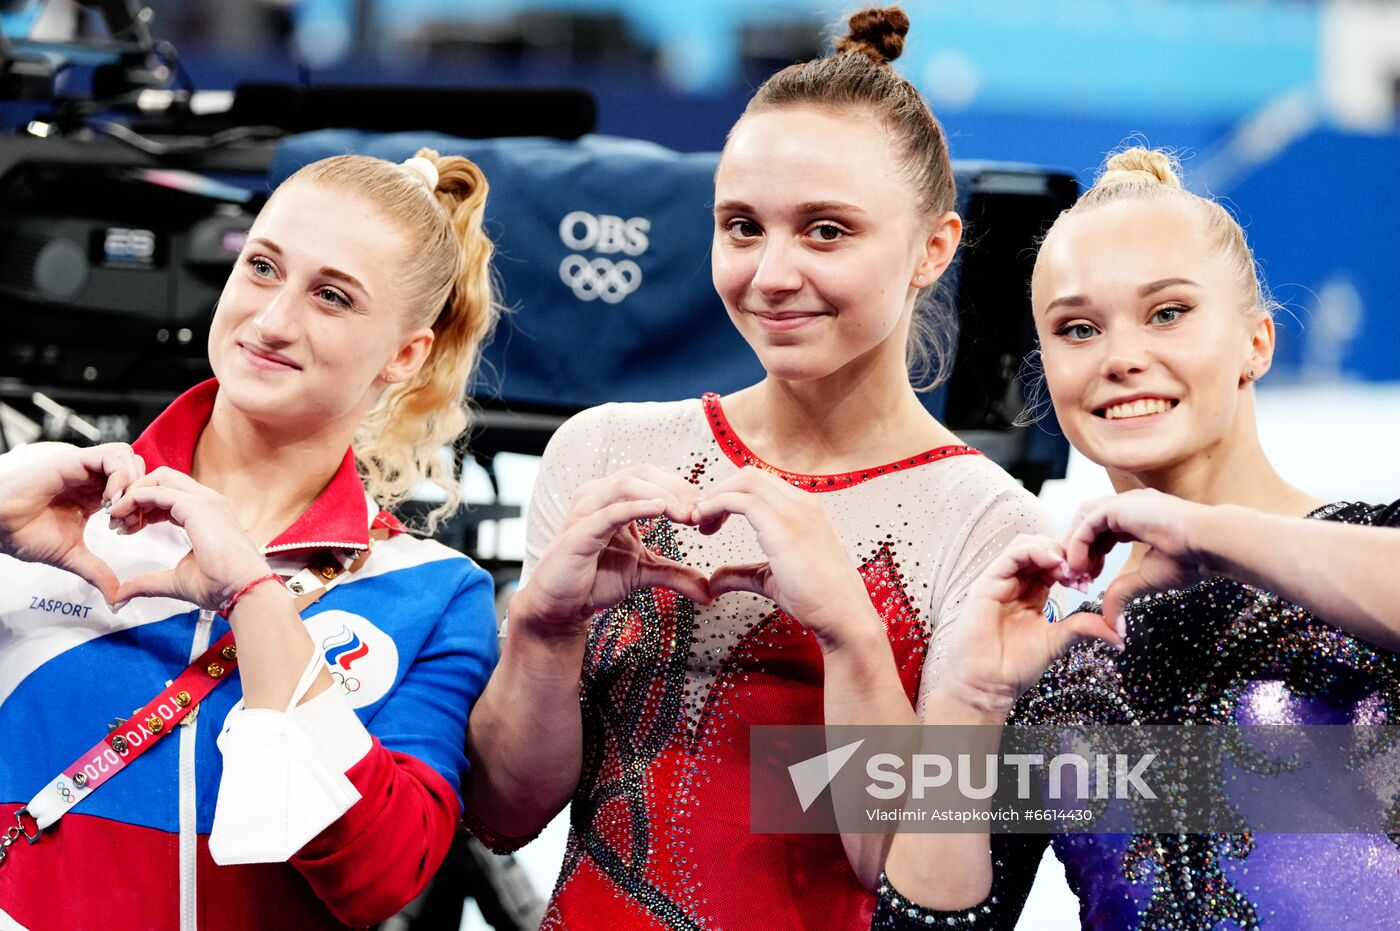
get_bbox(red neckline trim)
[132,379,396,554]
[701,392,981,492]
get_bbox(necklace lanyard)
[1,528,388,865]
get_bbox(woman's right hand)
[509,465,712,639]
[0,443,146,606]
[936,534,1122,719]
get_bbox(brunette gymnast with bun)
[462,7,1054,928]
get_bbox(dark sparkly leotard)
[518,396,1048,930]
[875,499,1400,930]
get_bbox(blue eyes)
[1054,305,1192,342]
[1060,323,1097,341]
[244,256,352,310]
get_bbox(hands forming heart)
[1063,487,1213,625]
[512,463,880,650]
[0,444,272,613]
[9,442,1210,683]
[935,488,1217,719]
[514,465,1222,721]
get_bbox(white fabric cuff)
[208,657,369,865]
[287,684,375,773]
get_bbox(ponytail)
[288,148,500,532]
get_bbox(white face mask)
[208,650,362,865]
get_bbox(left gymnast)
[0,149,500,931]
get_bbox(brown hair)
[282,148,499,532]
[737,5,959,388]
[1038,146,1275,318]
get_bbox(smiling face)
[208,179,432,433]
[711,105,954,386]
[1032,197,1273,477]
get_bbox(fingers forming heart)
[707,561,772,600]
[636,549,712,605]
[59,544,122,607]
[112,552,198,610]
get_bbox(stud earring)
[1246,369,1256,380]
[915,274,926,285]
[383,373,397,383]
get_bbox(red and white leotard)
[519,394,1049,930]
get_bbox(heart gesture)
[511,465,712,637]
[1063,488,1213,627]
[0,448,273,613]
[697,466,883,651]
[935,489,1222,719]
[935,535,1123,718]
[106,467,273,612]
[0,443,146,606]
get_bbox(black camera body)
[0,144,259,393]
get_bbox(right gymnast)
[878,148,1400,929]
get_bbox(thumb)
[1101,571,1150,640]
[708,561,772,600]
[113,569,183,609]
[1057,608,1125,653]
[63,548,120,607]
[636,556,713,605]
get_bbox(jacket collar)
[132,379,378,555]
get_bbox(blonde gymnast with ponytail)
[0,146,502,929]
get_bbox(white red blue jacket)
[0,380,499,930]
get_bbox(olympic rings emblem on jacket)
[559,255,643,304]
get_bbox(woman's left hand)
[107,467,272,612]
[1063,488,1216,625]
[696,467,878,651]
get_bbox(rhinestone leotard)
[875,500,1400,931]
[524,396,1048,930]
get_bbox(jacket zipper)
[180,609,214,931]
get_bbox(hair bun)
[835,6,910,65]
[1094,147,1184,191]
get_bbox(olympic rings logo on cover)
[559,255,642,304]
[557,210,649,304]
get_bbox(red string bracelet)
[217,573,288,618]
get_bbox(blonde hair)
[282,148,498,532]
[740,5,958,390]
[1042,146,1275,318]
